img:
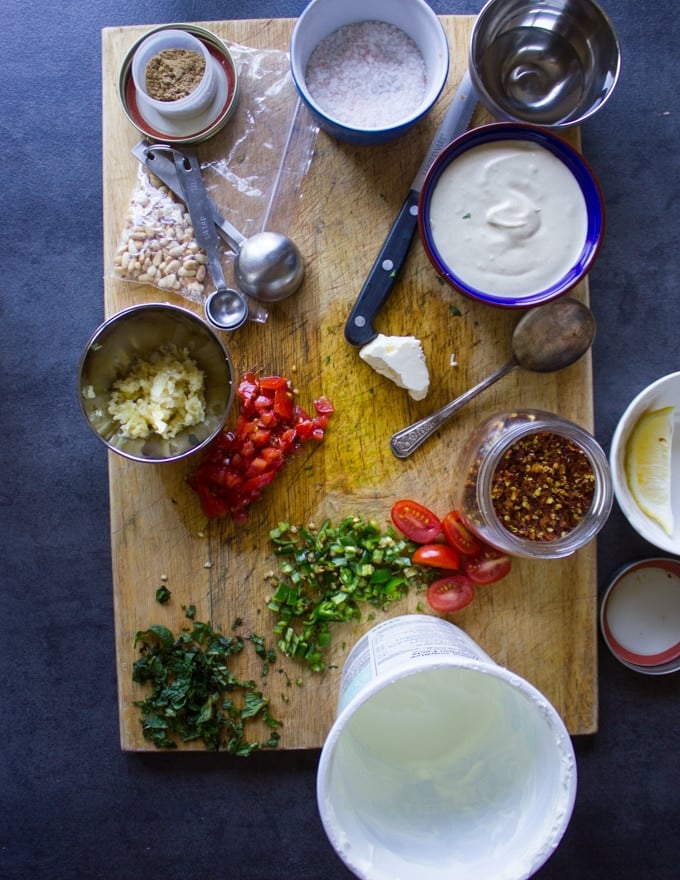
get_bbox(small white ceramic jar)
[131,28,217,121]
[453,410,613,559]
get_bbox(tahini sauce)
[428,140,588,298]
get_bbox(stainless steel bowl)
[78,303,234,463]
[469,0,621,127]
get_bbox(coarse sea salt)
[304,20,427,130]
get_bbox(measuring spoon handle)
[390,360,517,459]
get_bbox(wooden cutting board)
[101,16,597,751]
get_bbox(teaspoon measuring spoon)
[169,148,250,330]
[390,298,596,459]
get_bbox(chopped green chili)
[266,517,434,672]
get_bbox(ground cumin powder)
[145,48,206,101]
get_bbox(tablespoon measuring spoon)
[390,298,596,459]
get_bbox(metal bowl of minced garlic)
[78,303,234,463]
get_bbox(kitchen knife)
[344,70,477,347]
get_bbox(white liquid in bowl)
[428,140,588,298]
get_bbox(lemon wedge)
[625,406,675,535]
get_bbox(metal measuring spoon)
[233,229,304,303]
[171,149,249,330]
[390,298,596,459]
[138,143,304,304]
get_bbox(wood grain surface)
[102,16,597,751]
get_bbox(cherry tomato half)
[463,548,512,585]
[442,511,483,557]
[390,500,441,544]
[427,575,475,612]
[412,543,461,571]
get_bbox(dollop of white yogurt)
[427,140,588,298]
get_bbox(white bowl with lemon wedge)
[610,372,680,553]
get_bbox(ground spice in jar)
[145,48,206,101]
[490,431,596,541]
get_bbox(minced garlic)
[108,344,206,440]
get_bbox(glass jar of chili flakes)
[453,410,613,559]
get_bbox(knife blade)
[344,70,477,347]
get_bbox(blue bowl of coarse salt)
[290,0,450,146]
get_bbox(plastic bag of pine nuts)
[110,42,319,305]
[111,167,210,303]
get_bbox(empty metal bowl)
[78,303,234,463]
[469,0,621,127]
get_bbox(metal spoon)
[138,143,304,303]
[234,229,305,303]
[390,298,596,459]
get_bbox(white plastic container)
[317,615,577,880]
[131,28,217,121]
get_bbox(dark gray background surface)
[2,1,678,877]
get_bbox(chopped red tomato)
[442,511,483,557]
[463,547,512,584]
[427,575,475,612]
[192,483,230,520]
[258,375,288,391]
[273,386,294,420]
[412,543,461,571]
[314,396,335,415]
[390,500,441,544]
[187,371,333,520]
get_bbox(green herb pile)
[132,617,281,754]
[267,517,432,672]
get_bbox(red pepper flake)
[490,431,595,542]
[187,371,334,521]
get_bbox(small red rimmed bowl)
[601,558,680,675]
[418,122,605,308]
[118,24,239,145]
[609,371,680,554]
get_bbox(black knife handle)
[344,189,420,347]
